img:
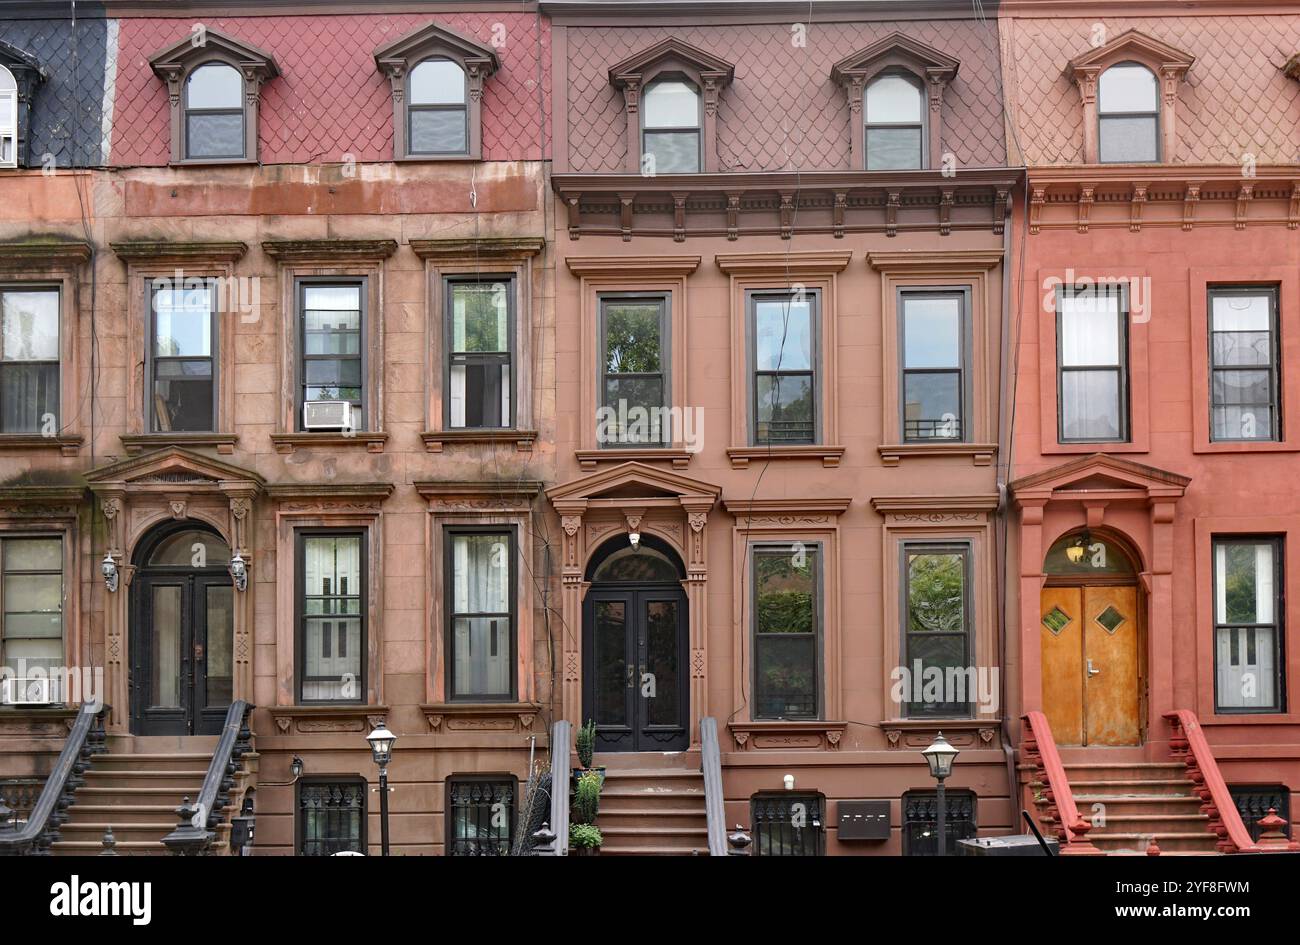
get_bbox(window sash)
[1212,537,1284,714]
[1057,288,1130,443]
[184,108,245,160]
[0,535,65,700]
[600,295,668,448]
[1208,287,1280,442]
[408,104,469,155]
[900,291,967,442]
[902,542,973,719]
[296,531,366,704]
[751,545,821,721]
[297,281,365,429]
[446,529,516,701]
[445,279,514,429]
[0,88,16,168]
[148,282,216,433]
[749,291,818,446]
[0,287,60,433]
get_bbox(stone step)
[1088,832,1220,854]
[89,753,211,772]
[83,770,207,792]
[63,804,184,826]
[1069,778,1198,797]
[1064,762,1190,782]
[50,840,167,855]
[1090,813,1211,835]
[1072,795,1204,818]
[56,821,177,845]
[596,809,707,829]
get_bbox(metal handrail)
[701,717,727,856]
[162,700,254,855]
[547,719,571,856]
[0,702,109,855]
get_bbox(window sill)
[270,432,388,454]
[422,429,537,453]
[881,717,1000,749]
[169,157,257,167]
[576,447,693,470]
[727,445,845,469]
[420,702,542,734]
[1041,441,1148,455]
[1193,440,1300,455]
[121,433,237,456]
[394,153,479,163]
[728,720,847,751]
[878,442,996,466]
[0,434,82,457]
[268,703,390,736]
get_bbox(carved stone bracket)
[420,703,542,734]
[727,720,848,751]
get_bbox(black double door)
[132,572,234,736]
[582,584,689,752]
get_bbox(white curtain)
[452,535,510,696]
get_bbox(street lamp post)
[366,720,396,856]
[922,732,960,856]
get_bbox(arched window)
[145,527,231,568]
[409,58,467,155]
[642,78,700,174]
[1043,531,1136,577]
[184,62,244,160]
[1098,63,1158,163]
[865,72,924,170]
[0,65,17,168]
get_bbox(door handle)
[1087,659,1101,677]
[626,664,635,688]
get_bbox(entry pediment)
[547,461,720,508]
[85,446,264,492]
[1009,453,1189,503]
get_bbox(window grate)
[903,790,976,856]
[751,793,824,856]
[298,781,365,856]
[1230,786,1291,843]
[448,778,514,856]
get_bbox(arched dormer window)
[184,63,244,160]
[149,27,279,165]
[1067,29,1193,165]
[609,38,734,175]
[0,65,16,168]
[1097,63,1158,163]
[375,22,499,161]
[642,78,701,174]
[0,40,47,169]
[864,71,924,170]
[408,58,468,155]
[832,32,959,172]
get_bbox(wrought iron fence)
[448,779,514,856]
[903,790,976,855]
[751,793,824,856]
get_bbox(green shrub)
[573,769,602,825]
[570,823,603,849]
[576,719,596,770]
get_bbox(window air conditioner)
[303,400,354,431]
[1,676,52,706]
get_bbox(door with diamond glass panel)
[1040,583,1140,746]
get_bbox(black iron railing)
[448,779,514,856]
[905,418,963,440]
[0,778,43,825]
[903,790,976,855]
[0,702,108,856]
[162,700,254,856]
[751,793,824,856]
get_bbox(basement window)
[751,793,825,856]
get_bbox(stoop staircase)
[593,753,710,855]
[1065,760,1219,854]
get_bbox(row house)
[1003,0,1300,853]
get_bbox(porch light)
[783,774,795,791]
[229,552,248,592]
[101,553,119,594]
[290,756,304,780]
[628,531,641,551]
[922,732,959,781]
[1065,531,1091,565]
[366,720,396,768]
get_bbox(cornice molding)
[261,239,399,261]
[565,255,701,276]
[867,249,1002,272]
[0,240,92,265]
[111,241,247,263]
[870,494,1000,514]
[715,250,852,275]
[410,237,544,261]
[264,483,396,503]
[724,497,853,517]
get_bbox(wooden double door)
[1041,584,1142,746]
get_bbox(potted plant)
[569,823,603,856]
[572,719,604,783]
[572,769,602,826]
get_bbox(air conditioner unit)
[303,400,354,431]
[1,676,52,706]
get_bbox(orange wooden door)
[1040,587,1083,746]
[1083,585,1140,746]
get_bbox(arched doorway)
[582,534,689,752]
[1040,530,1144,746]
[130,521,234,736]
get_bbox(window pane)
[1212,292,1271,335]
[153,286,213,357]
[1099,116,1157,163]
[153,371,213,432]
[866,74,922,123]
[644,80,699,128]
[301,535,362,701]
[450,361,509,428]
[410,108,468,154]
[451,533,512,699]
[0,363,58,432]
[755,373,813,444]
[602,377,665,440]
[1213,370,1270,410]
[304,358,362,388]
[449,781,514,856]
[186,63,242,109]
[1217,626,1277,710]
[1,290,59,361]
[4,537,61,571]
[755,635,817,718]
[148,529,230,567]
[866,127,922,170]
[755,550,816,634]
[904,372,961,440]
[907,552,966,634]
[754,298,812,371]
[903,297,961,368]
[452,617,511,698]
[1061,369,1121,440]
[1,536,63,681]
[451,282,509,353]
[1216,542,1274,625]
[1213,405,1273,441]
[645,600,681,727]
[186,113,244,159]
[593,600,627,726]
[151,585,182,709]
[1098,64,1157,114]
[452,534,510,614]
[1060,292,1120,366]
[643,131,699,174]
[603,302,662,373]
[410,59,465,105]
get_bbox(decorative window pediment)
[0,39,47,168]
[831,32,959,171]
[374,21,500,161]
[608,38,735,174]
[148,27,280,165]
[1066,29,1194,164]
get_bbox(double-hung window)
[1213,537,1284,714]
[1057,284,1129,442]
[1208,287,1280,442]
[0,65,16,168]
[752,544,820,720]
[0,286,59,433]
[446,278,512,429]
[298,281,364,431]
[184,63,245,160]
[297,532,365,703]
[599,295,668,448]
[901,290,967,441]
[447,529,515,700]
[408,58,468,156]
[750,290,817,445]
[641,79,701,174]
[1097,63,1159,164]
[149,279,215,433]
[0,536,63,702]
[902,542,972,718]
[865,73,924,170]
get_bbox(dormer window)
[865,72,924,170]
[0,40,47,169]
[184,63,244,160]
[642,78,701,174]
[0,66,15,168]
[1097,63,1158,163]
[409,58,468,155]
[375,22,499,161]
[149,27,279,165]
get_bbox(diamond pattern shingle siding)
[1005,15,1300,166]
[0,17,109,167]
[112,13,549,167]
[565,19,1006,173]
